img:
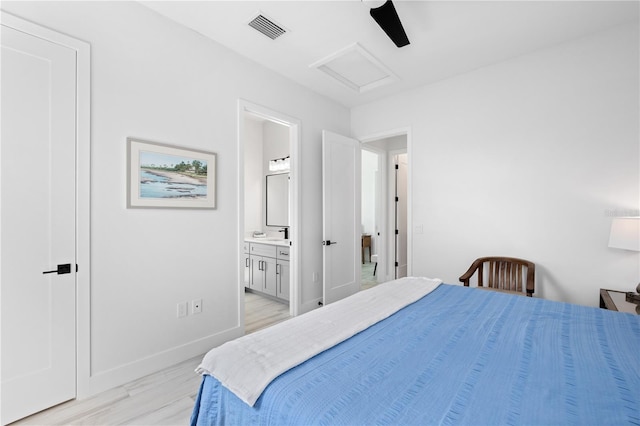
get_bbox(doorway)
[360,133,409,287]
[238,101,301,329]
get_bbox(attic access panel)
[310,43,399,93]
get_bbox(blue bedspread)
[191,284,640,425]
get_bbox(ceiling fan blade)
[369,0,410,48]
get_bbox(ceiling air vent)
[248,13,286,40]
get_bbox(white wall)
[244,117,263,235]
[361,150,378,240]
[244,118,289,237]
[263,121,290,174]
[262,121,290,235]
[2,1,350,396]
[367,135,407,152]
[352,22,640,307]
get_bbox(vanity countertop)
[245,237,289,247]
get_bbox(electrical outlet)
[177,302,188,318]
[192,299,202,314]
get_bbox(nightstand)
[599,289,640,315]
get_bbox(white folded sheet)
[196,276,442,406]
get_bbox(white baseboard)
[78,326,243,399]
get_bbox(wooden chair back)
[459,257,535,297]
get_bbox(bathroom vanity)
[243,239,289,302]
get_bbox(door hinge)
[395,229,399,235]
[395,164,399,170]
[395,262,399,267]
[395,196,399,202]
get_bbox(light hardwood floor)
[12,292,291,426]
[361,260,377,290]
[244,290,290,334]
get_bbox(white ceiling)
[140,1,639,108]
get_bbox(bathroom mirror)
[266,173,289,227]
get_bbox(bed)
[191,277,640,425]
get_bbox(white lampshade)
[608,217,640,251]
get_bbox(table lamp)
[608,217,640,302]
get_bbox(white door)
[322,131,361,305]
[1,23,77,425]
[395,154,408,278]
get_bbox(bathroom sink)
[263,237,285,242]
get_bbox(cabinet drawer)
[277,246,290,259]
[250,243,277,258]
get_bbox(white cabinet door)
[277,260,290,301]
[243,253,251,288]
[250,256,277,297]
[1,23,77,424]
[250,257,263,290]
[263,257,278,297]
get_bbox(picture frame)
[127,138,216,209]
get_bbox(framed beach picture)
[127,138,216,209]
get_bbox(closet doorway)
[360,133,409,288]
[238,101,301,332]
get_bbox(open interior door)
[395,153,408,278]
[322,131,361,305]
